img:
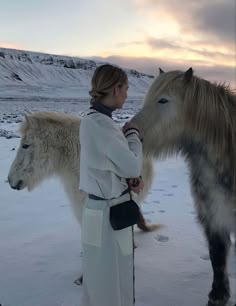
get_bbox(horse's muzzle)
[8,178,24,190]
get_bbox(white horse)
[8,111,159,232]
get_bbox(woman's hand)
[127,177,144,194]
[122,122,140,134]
[123,121,143,141]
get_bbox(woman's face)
[114,80,129,109]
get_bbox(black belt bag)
[93,179,140,231]
[109,193,140,231]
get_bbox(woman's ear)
[114,84,119,96]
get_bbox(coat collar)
[90,101,115,118]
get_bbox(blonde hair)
[89,64,127,104]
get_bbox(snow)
[0,138,235,306]
[0,48,235,306]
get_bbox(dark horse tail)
[137,210,162,232]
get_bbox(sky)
[0,0,235,84]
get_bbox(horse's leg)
[234,242,236,306]
[204,227,231,306]
[189,155,232,305]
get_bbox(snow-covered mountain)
[0,48,154,100]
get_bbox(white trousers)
[81,193,135,306]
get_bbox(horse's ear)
[24,114,34,127]
[25,114,30,124]
[159,68,165,74]
[184,67,193,82]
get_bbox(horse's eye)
[22,144,30,149]
[158,98,168,104]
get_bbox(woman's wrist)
[124,127,140,138]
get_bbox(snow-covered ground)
[0,48,235,306]
[0,136,235,306]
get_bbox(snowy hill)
[0,48,154,100]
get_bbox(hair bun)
[89,89,97,97]
[89,88,104,98]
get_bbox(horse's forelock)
[19,115,40,137]
[19,112,81,139]
[144,70,183,104]
[19,119,30,137]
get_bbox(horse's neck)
[54,147,81,199]
[180,135,229,174]
[49,128,86,212]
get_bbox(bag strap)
[95,179,132,204]
[95,179,106,200]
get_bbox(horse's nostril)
[16,180,23,190]
[11,180,23,190]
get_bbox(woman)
[79,64,144,306]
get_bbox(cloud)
[125,0,235,80]
[90,55,235,86]
[180,0,235,46]
[146,38,181,50]
[0,42,24,50]
[115,41,145,48]
[113,35,234,70]
[133,0,235,48]
[145,37,235,63]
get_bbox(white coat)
[79,110,143,306]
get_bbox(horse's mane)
[153,70,236,190]
[20,111,81,136]
[183,74,235,155]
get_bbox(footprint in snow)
[229,271,236,279]
[200,254,210,261]
[163,193,174,197]
[154,235,169,243]
[143,211,155,215]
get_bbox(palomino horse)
[132,68,236,306]
[7,112,158,231]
